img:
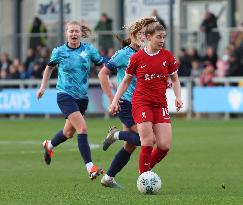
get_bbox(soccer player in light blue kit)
[99,17,158,187]
[37,21,104,180]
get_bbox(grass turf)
[0,118,242,205]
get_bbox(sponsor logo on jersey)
[142,111,146,119]
[80,51,87,58]
[144,73,166,81]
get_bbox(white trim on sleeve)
[169,70,178,76]
[126,73,133,76]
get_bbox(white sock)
[114,131,120,140]
[47,141,53,150]
[104,174,113,180]
[86,162,94,172]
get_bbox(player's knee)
[63,130,75,139]
[158,143,171,152]
[141,138,154,146]
[76,126,87,134]
[124,142,136,153]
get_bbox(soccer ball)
[137,171,162,194]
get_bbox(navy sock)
[51,129,67,147]
[107,148,131,177]
[118,131,141,146]
[77,134,92,164]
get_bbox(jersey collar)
[128,45,138,52]
[66,42,81,50]
[144,47,160,56]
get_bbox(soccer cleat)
[101,176,121,188]
[42,140,54,165]
[89,165,104,180]
[103,126,119,151]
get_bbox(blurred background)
[0,0,243,119]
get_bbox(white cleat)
[101,175,121,188]
[103,126,118,151]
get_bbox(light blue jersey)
[106,46,137,102]
[49,43,103,99]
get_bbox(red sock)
[139,146,153,174]
[150,147,169,169]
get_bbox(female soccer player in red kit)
[109,21,183,174]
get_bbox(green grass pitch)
[0,118,242,205]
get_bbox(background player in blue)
[37,21,104,180]
[98,17,158,187]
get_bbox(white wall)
[0,0,14,55]
[0,0,119,58]
[236,0,243,24]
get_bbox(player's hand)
[175,98,183,112]
[36,88,45,100]
[109,101,120,116]
[118,99,123,104]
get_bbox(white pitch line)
[0,140,40,145]
[0,142,100,155]
[0,140,99,147]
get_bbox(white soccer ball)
[137,171,162,194]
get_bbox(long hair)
[65,21,92,38]
[81,24,92,38]
[115,16,158,47]
[113,34,131,48]
[144,21,165,36]
[125,16,158,43]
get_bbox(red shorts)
[132,104,171,124]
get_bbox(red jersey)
[126,47,178,106]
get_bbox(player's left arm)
[89,44,104,67]
[167,51,183,111]
[170,72,183,112]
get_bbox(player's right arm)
[109,53,137,115]
[109,73,132,115]
[98,65,114,105]
[37,47,59,100]
[37,65,55,100]
[99,49,125,105]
